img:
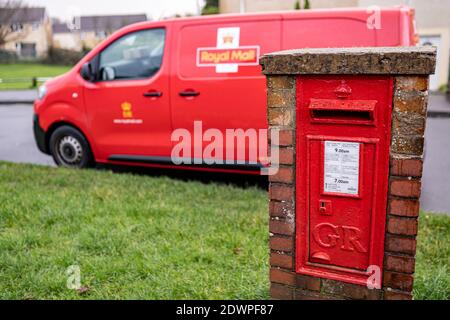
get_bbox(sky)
[25,0,206,21]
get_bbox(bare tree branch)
[0,0,29,47]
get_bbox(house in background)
[220,0,450,91]
[53,14,148,51]
[358,0,450,92]
[0,7,52,58]
[52,22,82,51]
[220,0,357,12]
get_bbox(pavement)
[427,93,450,117]
[0,92,449,214]
[0,90,38,105]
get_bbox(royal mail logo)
[197,27,260,73]
[113,101,143,125]
[197,46,260,66]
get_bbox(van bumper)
[33,114,49,154]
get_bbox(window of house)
[95,31,107,39]
[10,23,24,32]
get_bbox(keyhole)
[320,202,326,213]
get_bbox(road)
[0,104,54,166]
[0,98,449,214]
[422,117,450,214]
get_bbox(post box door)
[296,76,392,285]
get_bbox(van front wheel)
[49,126,94,168]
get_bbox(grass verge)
[0,64,71,90]
[0,162,448,299]
[414,212,449,300]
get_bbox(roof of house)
[52,14,148,34]
[80,14,147,32]
[0,7,46,24]
[52,23,71,34]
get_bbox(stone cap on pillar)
[260,46,437,75]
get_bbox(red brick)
[390,179,422,198]
[268,76,295,90]
[269,184,294,201]
[384,289,413,300]
[389,198,420,217]
[268,108,294,127]
[395,76,429,92]
[387,216,418,236]
[343,286,382,300]
[271,129,294,147]
[270,252,293,269]
[391,157,423,177]
[270,268,296,286]
[294,289,330,300]
[296,274,321,292]
[269,219,294,236]
[393,91,427,115]
[267,89,295,108]
[385,254,415,274]
[385,234,417,255]
[270,283,293,300]
[269,167,294,184]
[383,271,414,292]
[270,236,294,252]
[392,112,426,136]
[391,135,424,156]
[269,201,294,218]
[279,148,294,165]
[322,279,381,300]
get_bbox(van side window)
[98,28,165,81]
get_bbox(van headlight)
[38,85,47,100]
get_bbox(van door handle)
[143,91,163,98]
[179,90,200,97]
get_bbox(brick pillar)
[261,47,436,300]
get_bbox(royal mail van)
[34,7,417,174]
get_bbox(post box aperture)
[296,76,392,285]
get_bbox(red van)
[33,7,417,174]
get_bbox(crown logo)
[121,102,133,118]
[222,34,234,44]
[334,81,352,99]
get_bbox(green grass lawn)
[0,64,71,90]
[414,212,450,300]
[0,161,448,300]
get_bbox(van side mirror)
[80,62,94,82]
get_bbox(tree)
[0,0,28,47]
[202,0,219,15]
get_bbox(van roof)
[130,6,411,27]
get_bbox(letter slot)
[309,99,377,125]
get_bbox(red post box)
[296,76,392,285]
[261,47,436,300]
